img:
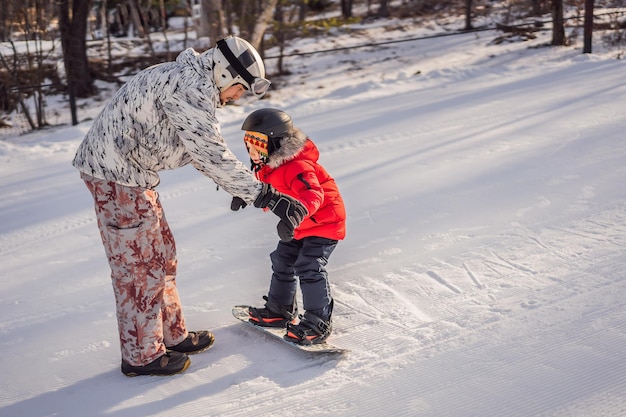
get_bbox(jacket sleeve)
[161,82,261,204]
[284,161,324,217]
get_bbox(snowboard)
[232,305,349,354]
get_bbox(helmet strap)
[216,39,256,88]
[268,136,282,155]
[250,158,266,172]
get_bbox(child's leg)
[283,237,339,344]
[268,240,301,306]
[295,237,338,320]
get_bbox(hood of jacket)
[177,47,216,83]
[266,127,310,168]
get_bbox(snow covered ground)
[1,17,626,417]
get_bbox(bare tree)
[341,0,353,18]
[551,0,566,45]
[464,0,474,30]
[158,0,172,60]
[101,0,114,76]
[237,0,257,41]
[128,0,146,37]
[57,0,95,99]
[250,0,279,49]
[0,0,59,129]
[57,0,94,127]
[583,0,594,53]
[0,41,37,130]
[530,0,545,16]
[200,0,227,44]
[25,0,51,127]
[0,0,9,42]
[273,0,309,74]
[183,0,192,48]
[297,0,307,22]
[378,0,389,17]
[232,0,279,52]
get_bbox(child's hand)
[254,184,308,225]
[254,184,308,240]
[277,220,294,242]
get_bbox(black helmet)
[241,108,294,139]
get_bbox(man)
[73,36,307,377]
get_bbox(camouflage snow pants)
[81,173,188,366]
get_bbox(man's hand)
[230,196,247,211]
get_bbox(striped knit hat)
[244,131,269,158]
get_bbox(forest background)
[0,0,624,135]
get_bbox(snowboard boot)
[168,330,215,355]
[249,295,298,328]
[121,350,191,377]
[284,300,334,346]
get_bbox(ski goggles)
[216,39,271,98]
[247,77,271,97]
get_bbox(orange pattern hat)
[244,131,269,158]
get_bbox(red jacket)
[256,139,346,241]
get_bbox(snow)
[1,18,626,417]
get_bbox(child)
[232,108,346,345]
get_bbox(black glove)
[254,184,308,241]
[277,220,295,242]
[230,196,247,211]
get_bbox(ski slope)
[1,18,625,417]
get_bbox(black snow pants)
[267,236,338,319]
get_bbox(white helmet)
[213,36,270,97]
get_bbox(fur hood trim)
[267,127,308,168]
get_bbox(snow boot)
[168,330,215,354]
[249,295,297,328]
[121,350,190,377]
[284,300,334,345]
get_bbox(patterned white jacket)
[72,47,261,204]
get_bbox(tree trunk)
[378,0,389,17]
[250,0,279,50]
[197,0,209,38]
[341,0,353,18]
[159,0,171,61]
[297,0,306,22]
[551,0,565,46]
[103,0,113,75]
[275,2,285,74]
[0,0,7,42]
[57,0,94,98]
[583,0,594,53]
[464,0,473,30]
[237,0,256,41]
[201,0,226,44]
[128,0,145,38]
